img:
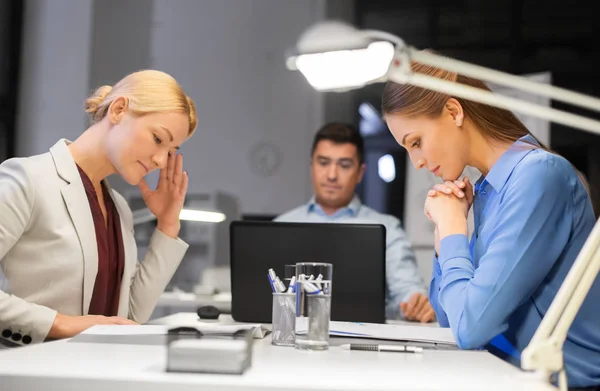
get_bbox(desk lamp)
[285,20,600,391]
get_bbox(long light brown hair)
[381,51,543,147]
[381,50,591,195]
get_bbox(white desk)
[0,312,556,391]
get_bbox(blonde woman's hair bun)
[84,70,197,136]
[85,85,113,120]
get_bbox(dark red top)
[77,165,125,316]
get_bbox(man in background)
[275,123,434,322]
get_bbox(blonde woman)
[0,70,197,345]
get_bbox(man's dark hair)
[310,122,365,164]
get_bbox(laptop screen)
[229,221,386,323]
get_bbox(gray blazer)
[0,139,188,345]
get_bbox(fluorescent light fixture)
[132,208,226,225]
[179,209,226,223]
[287,20,600,391]
[378,154,396,183]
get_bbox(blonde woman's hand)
[138,152,188,238]
[48,313,138,339]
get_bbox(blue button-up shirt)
[430,135,600,387]
[275,196,426,319]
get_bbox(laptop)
[229,221,386,324]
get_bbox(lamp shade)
[286,21,395,91]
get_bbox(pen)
[274,277,287,293]
[314,273,322,287]
[302,281,322,294]
[339,343,423,353]
[286,276,296,293]
[268,268,278,292]
[296,274,321,294]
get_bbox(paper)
[81,323,269,339]
[81,325,167,335]
[329,321,457,346]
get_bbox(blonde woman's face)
[107,109,190,185]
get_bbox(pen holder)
[271,292,296,346]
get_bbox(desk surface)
[0,312,556,391]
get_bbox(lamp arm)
[520,225,600,391]
[360,29,600,115]
[520,220,600,387]
[527,220,600,346]
[408,48,600,114]
[553,246,600,341]
[385,54,600,136]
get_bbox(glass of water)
[294,262,333,351]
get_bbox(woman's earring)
[456,117,463,127]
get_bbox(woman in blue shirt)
[381,57,600,390]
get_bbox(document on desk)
[80,323,269,339]
[328,321,457,347]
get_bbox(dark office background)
[1,0,599,218]
[350,0,600,220]
[0,0,23,163]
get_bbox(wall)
[142,0,325,215]
[16,0,330,216]
[15,0,94,157]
